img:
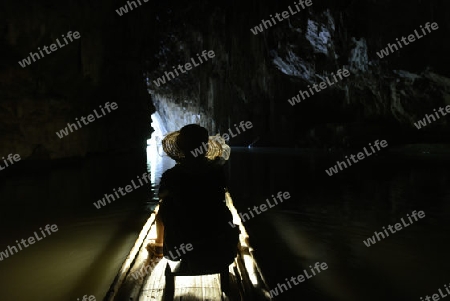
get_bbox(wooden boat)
[103,192,272,301]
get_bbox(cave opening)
[1,0,450,300]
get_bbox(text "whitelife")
[18,31,80,68]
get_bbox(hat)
[162,124,230,162]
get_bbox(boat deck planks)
[106,193,271,301]
[139,258,223,300]
[139,255,246,301]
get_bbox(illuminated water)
[0,137,449,301]
[228,147,450,301]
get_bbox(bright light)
[243,254,259,285]
[146,112,175,200]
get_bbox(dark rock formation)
[1,0,449,160]
[1,1,154,159]
[148,0,450,148]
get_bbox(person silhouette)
[149,124,238,268]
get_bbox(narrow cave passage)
[1,1,450,301]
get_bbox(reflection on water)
[0,153,153,301]
[228,148,450,301]
[1,141,449,301]
[0,113,173,301]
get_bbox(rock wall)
[0,1,154,159]
[1,0,449,160]
[147,0,450,148]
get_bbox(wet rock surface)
[1,0,449,158]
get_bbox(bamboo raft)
[103,192,272,301]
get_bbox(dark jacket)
[158,158,238,264]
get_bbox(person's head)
[176,124,209,159]
[162,124,230,163]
